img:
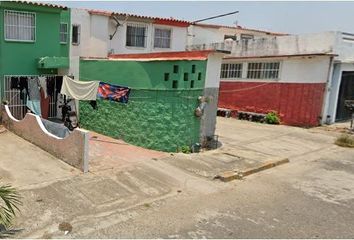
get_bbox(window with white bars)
[4,10,36,42]
[126,23,147,47]
[72,24,80,45]
[220,63,243,79]
[247,62,280,79]
[154,28,171,48]
[60,23,68,44]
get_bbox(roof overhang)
[38,57,69,69]
[12,1,67,9]
[82,50,228,62]
[224,53,338,60]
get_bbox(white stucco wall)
[70,9,92,58]
[188,25,223,46]
[205,53,224,88]
[280,57,330,83]
[187,25,277,47]
[89,15,109,57]
[221,56,331,83]
[108,21,187,54]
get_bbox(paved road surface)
[1,118,353,238]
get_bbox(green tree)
[0,185,21,228]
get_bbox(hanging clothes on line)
[26,76,42,116]
[46,76,55,97]
[26,95,41,116]
[60,76,99,101]
[97,82,131,103]
[10,77,19,89]
[38,76,48,99]
[55,76,63,94]
[27,77,41,101]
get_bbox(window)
[241,34,254,41]
[154,28,171,48]
[72,24,80,45]
[220,63,243,79]
[126,23,147,47]
[192,65,196,73]
[60,23,68,44]
[172,80,178,89]
[4,10,35,41]
[173,65,179,73]
[224,35,237,41]
[164,73,169,81]
[198,72,202,80]
[190,80,195,89]
[184,73,189,81]
[247,62,280,79]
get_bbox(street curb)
[215,158,289,182]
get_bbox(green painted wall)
[80,59,207,89]
[0,2,69,97]
[59,8,70,57]
[79,59,208,152]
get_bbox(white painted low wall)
[1,105,89,173]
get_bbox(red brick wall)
[218,81,326,127]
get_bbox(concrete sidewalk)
[88,132,168,172]
[0,130,80,189]
[158,117,336,181]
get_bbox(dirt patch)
[335,134,354,148]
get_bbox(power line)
[193,11,239,24]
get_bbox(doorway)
[336,71,354,121]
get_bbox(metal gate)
[336,71,354,121]
[2,75,59,120]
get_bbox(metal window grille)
[4,10,35,42]
[240,34,254,41]
[220,63,243,79]
[2,75,59,120]
[60,23,68,43]
[72,24,80,45]
[247,62,280,79]
[154,28,171,48]
[126,23,147,47]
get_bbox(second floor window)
[72,24,80,45]
[60,23,68,44]
[220,63,243,79]
[247,62,280,79]
[241,34,254,41]
[126,23,147,48]
[4,10,35,42]
[154,28,171,48]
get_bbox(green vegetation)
[265,111,280,125]
[180,145,191,154]
[335,134,354,148]
[0,184,21,228]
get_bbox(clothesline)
[219,82,273,93]
[79,76,204,92]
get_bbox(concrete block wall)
[79,89,202,152]
[2,105,89,172]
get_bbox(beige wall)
[2,105,89,173]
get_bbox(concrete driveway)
[1,118,354,238]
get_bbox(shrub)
[335,134,354,148]
[265,111,280,124]
[0,184,22,228]
[180,145,191,154]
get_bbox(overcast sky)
[53,1,354,35]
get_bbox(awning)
[38,56,69,69]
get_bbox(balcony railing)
[186,32,339,58]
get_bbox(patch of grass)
[335,134,354,148]
[265,111,280,125]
